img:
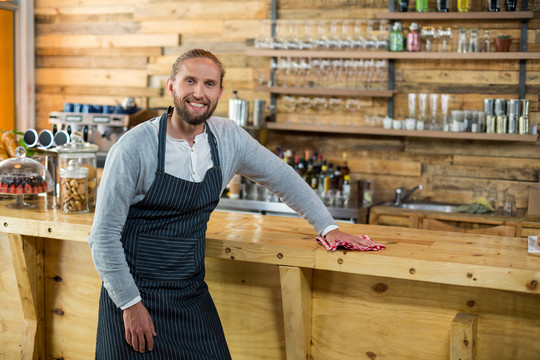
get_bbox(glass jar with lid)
[56,131,98,208]
[60,159,89,213]
[0,146,54,209]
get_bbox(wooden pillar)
[450,313,478,360]
[9,234,45,360]
[279,266,312,360]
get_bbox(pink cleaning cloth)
[316,235,386,252]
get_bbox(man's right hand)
[123,301,157,353]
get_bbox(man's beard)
[174,96,218,126]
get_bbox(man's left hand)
[323,229,376,248]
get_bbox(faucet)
[394,185,423,206]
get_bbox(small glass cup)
[473,186,483,200]
[487,186,498,210]
[503,193,516,216]
[408,93,416,119]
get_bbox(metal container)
[252,99,265,128]
[486,115,496,133]
[507,99,520,117]
[477,111,486,133]
[518,99,530,134]
[494,99,506,116]
[483,98,495,116]
[508,115,517,134]
[520,99,530,117]
[495,115,507,133]
[228,91,248,127]
[518,116,529,134]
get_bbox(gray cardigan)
[89,115,337,307]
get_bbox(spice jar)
[57,131,98,208]
[60,159,89,213]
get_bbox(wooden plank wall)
[34,0,540,208]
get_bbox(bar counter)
[1,197,539,360]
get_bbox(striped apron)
[95,109,231,359]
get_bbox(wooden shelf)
[376,11,534,20]
[265,122,539,142]
[254,86,394,98]
[246,48,540,60]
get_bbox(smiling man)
[89,49,375,359]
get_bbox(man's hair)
[170,49,226,88]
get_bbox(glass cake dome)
[0,146,54,208]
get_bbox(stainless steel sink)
[385,201,460,213]
[397,203,459,213]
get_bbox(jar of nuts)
[60,159,89,213]
[57,131,98,209]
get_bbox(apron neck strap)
[157,107,172,173]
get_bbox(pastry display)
[0,173,48,194]
[0,146,54,208]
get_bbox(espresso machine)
[49,105,161,165]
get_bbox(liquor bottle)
[399,0,409,12]
[341,175,351,208]
[317,164,328,197]
[390,22,404,52]
[332,165,342,193]
[506,0,516,11]
[457,0,470,12]
[437,0,449,11]
[415,0,428,12]
[407,22,420,52]
[324,163,335,206]
[341,152,350,177]
[304,159,318,190]
[296,157,306,177]
[487,0,500,11]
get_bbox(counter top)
[370,203,530,224]
[1,197,539,295]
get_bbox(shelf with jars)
[264,122,538,142]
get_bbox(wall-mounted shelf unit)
[254,86,394,98]
[247,0,538,142]
[264,122,539,142]
[246,49,540,60]
[375,11,534,21]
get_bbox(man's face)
[167,57,223,126]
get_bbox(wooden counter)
[1,197,539,360]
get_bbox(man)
[89,48,375,359]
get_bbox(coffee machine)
[49,107,161,164]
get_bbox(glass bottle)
[437,0,449,11]
[416,0,428,12]
[457,0,470,12]
[468,28,479,53]
[407,22,420,51]
[457,27,467,53]
[487,0,500,11]
[399,0,409,12]
[482,29,491,52]
[506,0,517,11]
[390,22,404,52]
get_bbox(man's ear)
[165,78,174,97]
[217,86,224,102]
